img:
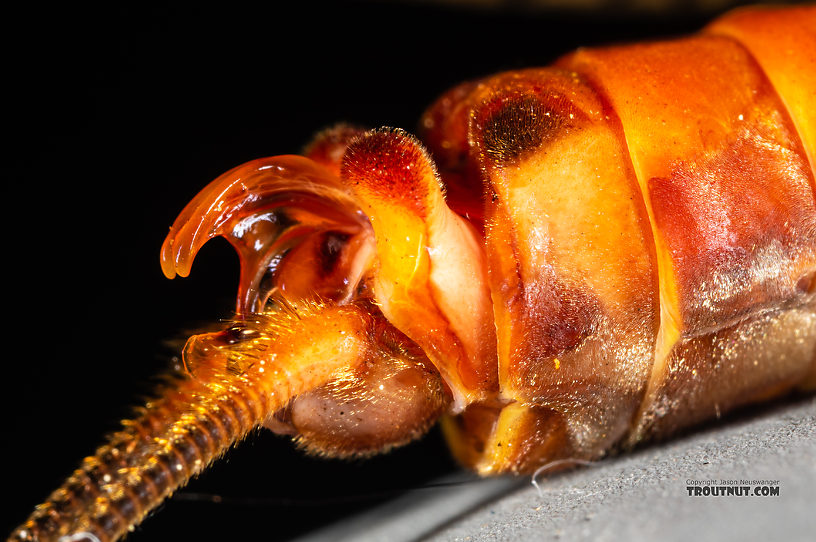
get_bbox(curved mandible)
[160,155,371,316]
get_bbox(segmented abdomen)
[427,4,816,474]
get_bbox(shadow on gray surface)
[292,394,815,542]
[291,472,524,542]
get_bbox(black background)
[4,1,779,540]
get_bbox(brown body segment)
[431,69,660,473]
[560,34,816,338]
[705,4,816,391]
[559,25,816,440]
[425,7,816,472]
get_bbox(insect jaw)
[155,140,478,443]
[160,154,374,315]
[162,130,500,412]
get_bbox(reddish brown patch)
[341,128,439,218]
[526,283,599,360]
[503,279,602,390]
[649,118,816,333]
[471,86,584,167]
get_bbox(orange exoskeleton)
[10,4,816,541]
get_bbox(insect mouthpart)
[162,127,499,411]
[160,154,377,316]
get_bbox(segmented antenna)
[10,347,272,542]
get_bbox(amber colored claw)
[160,155,371,315]
[160,155,358,279]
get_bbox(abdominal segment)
[423,5,816,474]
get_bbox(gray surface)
[297,396,816,542]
